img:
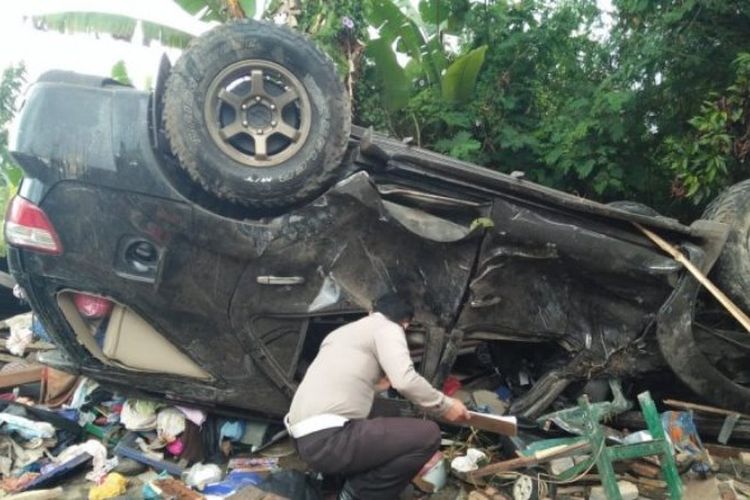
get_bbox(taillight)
[4,196,63,255]
[73,293,113,318]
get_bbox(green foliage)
[0,64,25,257]
[434,131,481,161]
[606,0,750,213]
[33,12,195,47]
[366,0,443,84]
[356,0,750,216]
[27,0,750,218]
[171,0,255,20]
[363,0,487,114]
[110,60,132,86]
[275,0,368,78]
[441,46,487,103]
[664,53,750,204]
[365,38,410,111]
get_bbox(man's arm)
[374,323,468,421]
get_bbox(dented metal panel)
[6,71,748,419]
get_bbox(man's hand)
[441,397,471,423]
[374,377,391,392]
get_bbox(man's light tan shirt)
[288,313,450,425]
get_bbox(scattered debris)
[88,472,127,500]
[413,451,447,493]
[451,448,488,473]
[665,398,749,446]
[0,311,748,499]
[185,462,223,490]
[468,485,510,499]
[589,480,638,500]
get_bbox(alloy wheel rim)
[204,59,312,167]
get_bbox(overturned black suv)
[7,21,750,419]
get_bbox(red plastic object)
[73,293,114,319]
[442,375,462,396]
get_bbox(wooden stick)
[634,222,750,333]
[663,399,750,419]
[469,441,590,480]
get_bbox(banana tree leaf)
[366,0,440,84]
[441,45,488,103]
[34,12,136,40]
[237,0,256,17]
[365,37,411,112]
[173,0,225,21]
[393,0,421,21]
[176,0,254,20]
[33,12,195,48]
[110,61,132,86]
[424,34,447,76]
[404,58,425,83]
[418,0,448,26]
[142,21,195,47]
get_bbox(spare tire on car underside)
[164,20,351,208]
[703,179,750,312]
[655,180,750,414]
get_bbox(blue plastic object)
[202,470,263,496]
[20,452,91,491]
[495,385,512,402]
[114,432,183,476]
[219,420,247,442]
[56,409,79,422]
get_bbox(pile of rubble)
[2,312,750,499]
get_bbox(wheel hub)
[246,100,274,129]
[204,60,312,167]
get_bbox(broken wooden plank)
[584,473,666,497]
[467,486,510,500]
[718,480,740,500]
[469,441,590,480]
[617,411,750,442]
[663,399,750,420]
[0,366,43,389]
[635,222,750,333]
[704,443,750,460]
[627,460,662,479]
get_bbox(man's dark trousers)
[295,417,441,499]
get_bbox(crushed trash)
[663,410,714,474]
[5,313,33,357]
[55,439,108,482]
[0,413,55,440]
[413,451,447,492]
[589,480,639,500]
[0,311,748,499]
[202,469,263,496]
[184,462,223,490]
[450,448,487,473]
[87,472,127,500]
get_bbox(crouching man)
[285,292,470,499]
